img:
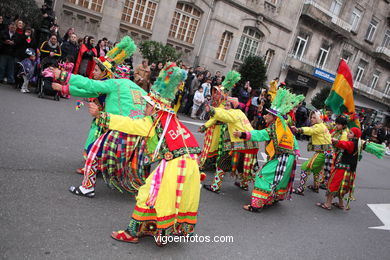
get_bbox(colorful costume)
[326,128,385,209]
[295,112,333,194]
[58,37,148,196]
[239,88,304,211]
[202,104,259,191]
[103,63,202,244]
[198,71,239,168]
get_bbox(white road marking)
[367,204,390,231]
[181,120,204,126]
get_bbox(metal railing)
[304,0,352,32]
[287,53,336,75]
[375,46,390,57]
[354,82,387,99]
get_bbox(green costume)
[66,75,146,151]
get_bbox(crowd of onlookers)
[0,14,119,94]
[1,13,389,154]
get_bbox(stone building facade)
[39,0,390,123]
[279,0,390,124]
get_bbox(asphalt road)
[1,84,390,260]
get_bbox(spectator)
[95,39,107,58]
[150,61,162,84]
[247,89,261,121]
[102,37,109,52]
[211,70,222,86]
[61,33,79,62]
[237,81,252,111]
[191,86,205,119]
[212,76,222,87]
[179,66,195,114]
[36,2,55,45]
[201,77,212,97]
[49,24,62,43]
[74,36,97,78]
[200,94,212,120]
[62,27,75,42]
[368,123,386,144]
[18,48,37,93]
[0,22,18,84]
[106,40,113,50]
[295,101,309,140]
[15,19,25,35]
[39,34,62,65]
[185,73,203,115]
[15,26,37,61]
[134,59,151,92]
[0,15,6,32]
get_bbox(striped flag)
[325,59,360,127]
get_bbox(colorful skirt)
[301,152,325,174]
[251,154,295,208]
[127,154,200,237]
[85,130,146,194]
[198,125,221,167]
[327,168,355,199]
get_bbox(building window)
[329,0,343,16]
[341,51,351,64]
[266,0,277,4]
[365,19,378,42]
[355,60,367,82]
[370,71,380,90]
[216,31,233,61]
[264,49,275,70]
[384,80,390,95]
[67,0,104,13]
[316,42,330,68]
[381,29,390,48]
[121,0,158,30]
[349,7,362,32]
[292,32,309,60]
[168,3,201,44]
[235,27,262,61]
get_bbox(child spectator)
[191,86,204,119]
[18,48,37,93]
[200,94,212,120]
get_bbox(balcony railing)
[375,46,390,58]
[304,0,352,32]
[287,53,336,75]
[354,82,387,99]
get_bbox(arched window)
[235,27,262,61]
[216,31,233,61]
[169,3,201,44]
[121,0,158,30]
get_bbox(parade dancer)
[292,111,333,195]
[317,127,385,210]
[201,96,259,193]
[90,63,202,246]
[197,71,240,171]
[51,36,147,197]
[234,88,304,212]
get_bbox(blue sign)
[313,68,336,83]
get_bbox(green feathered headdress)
[268,88,305,116]
[221,70,241,93]
[143,62,187,113]
[267,88,305,130]
[94,36,137,74]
